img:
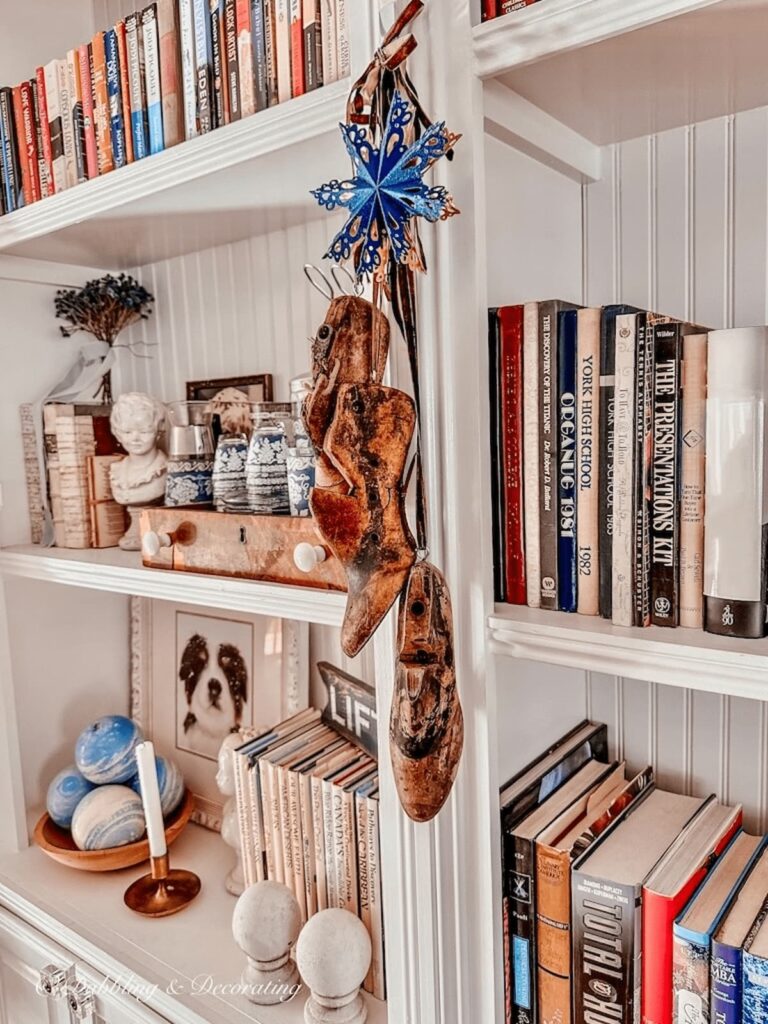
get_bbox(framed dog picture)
[131,597,308,830]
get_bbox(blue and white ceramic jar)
[130,754,185,817]
[287,447,316,517]
[71,785,146,851]
[46,765,96,829]
[212,433,249,512]
[245,404,291,515]
[74,714,144,785]
[164,401,215,507]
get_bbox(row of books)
[231,707,385,999]
[0,0,348,213]
[500,719,768,1024]
[489,301,768,639]
[481,0,540,22]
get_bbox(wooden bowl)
[33,789,195,872]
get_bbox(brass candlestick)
[124,853,201,917]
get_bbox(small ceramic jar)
[287,447,316,517]
[212,433,249,512]
[245,404,291,515]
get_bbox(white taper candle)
[135,741,167,859]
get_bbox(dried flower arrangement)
[54,274,155,402]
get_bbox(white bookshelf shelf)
[0,78,350,269]
[0,822,387,1024]
[0,546,346,627]
[474,0,768,145]
[489,605,768,701]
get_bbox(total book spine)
[558,309,578,612]
[650,323,682,627]
[704,326,768,638]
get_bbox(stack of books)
[0,0,348,214]
[500,720,768,1024]
[489,303,768,638]
[232,707,385,999]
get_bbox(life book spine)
[209,0,227,128]
[612,313,637,627]
[224,0,241,119]
[633,314,652,627]
[303,0,322,91]
[576,307,601,615]
[489,311,506,603]
[558,309,578,613]
[143,5,165,153]
[264,0,279,106]
[290,0,305,97]
[17,83,41,204]
[90,33,113,174]
[651,323,682,627]
[104,30,126,169]
[78,46,99,177]
[539,301,560,609]
[679,334,707,628]
[252,0,269,110]
[275,0,291,103]
[193,0,213,133]
[704,327,768,638]
[157,0,184,146]
[178,0,198,139]
[35,67,54,196]
[523,302,541,608]
[125,15,149,160]
[115,23,134,165]
[55,60,76,189]
[236,0,255,116]
[498,306,526,605]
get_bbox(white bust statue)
[109,393,168,551]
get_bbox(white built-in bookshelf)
[3,2,768,1024]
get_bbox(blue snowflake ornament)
[311,90,459,279]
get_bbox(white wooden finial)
[232,881,302,1005]
[295,908,372,1024]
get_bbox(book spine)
[743,952,768,1023]
[247,756,265,882]
[633,314,652,627]
[503,897,513,1024]
[711,941,742,1024]
[522,302,541,608]
[322,778,338,907]
[178,0,198,139]
[157,0,184,145]
[572,876,638,1023]
[509,834,537,1024]
[367,795,386,1000]
[489,311,506,603]
[679,334,707,629]
[210,0,227,127]
[576,308,601,615]
[19,405,44,544]
[236,0,255,116]
[143,5,164,153]
[332,785,348,909]
[536,844,573,1024]
[539,302,560,609]
[115,23,134,164]
[250,0,268,109]
[499,306,526,605]
[612,313,637,627]
[193,0,213,133]
[0,89,21,211]
[77,46,99,178]
[311,774,328,911]
[558,309,578,613]
[264,0,279,105]
[598,311,617,618]
[319,0,337,86]
[125,15,149,160]
[56,61,76,188]
[56,416,96,549]
[224,0,241,119]
[104,31,126,169]
[35,68,54,196]
[336,0,349,80]
[90,34,113,174]
[10,88,26,208]
[299,775,316,917]
[29,80,48,201]
[651,323,682,627]
[17,83,41,204]
[275,0,291,103]
[672,931,709,1024]
[259,759,277,879]
[43,60,66,192]
[481,0,499,19]
[290,0,305,97]
[65,52,86,184]
[232,751,255,886]
[269,760,285,884]
[302,0,322,91]
[356,791,373,993]
[287,769,306,917]
[339,787,358,915]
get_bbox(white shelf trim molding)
[473,0,725,79]
[490,608,768,701]
[0,547,346,627]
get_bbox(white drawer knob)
[293,542,327,573]
[142,530,173,558]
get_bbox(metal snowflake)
[311,90,459,279]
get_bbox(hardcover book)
[633,312,653,627]
[65,50,87,183]
[209,0,228,128]
[90,33,114,174]
[275,0,292,103]
[142,4,165,152]
[303,0,322,91]
[104,30,126,169]
[178,0,199,139]
[679,333,707,629]
[86,455,127,548]
[489,310,506,603]
[264,0,279,106]
[125,14,149,159]
[336,0,349,80]
[236,0,255,116]
[77,45,100,177]
[743,914,768,1023]
[290,0,305,97]
[523,302,541,608]
[224,0,241,120]
[35,67,55,196]
[28,79,48,198]
[15,83,41,204]
[115,21,135,164]
[558,309,578,612]
[576,307,601,615]
[55,59,76,188]
[319,0,337,86]
[157,0,184,145]
[193,0,213,133]
[498,306,526,605]
[612,312,637,627]
[0,88,22,211]
[251,0,269,110]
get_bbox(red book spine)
[17,82,41,204]
[35,67,55,195]
[481,0,498,20]
[289,0,304,96]
[77,46,99,179]
[641,814,741,1024]
[498,305,527,605]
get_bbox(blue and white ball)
[74,715,143,785]
[46,765,95,829]
[71,785,146,851]
[130,755,185,817]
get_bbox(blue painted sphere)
[74,715,143,785]
[130,755,185,817]
[71,785,146,851]
[46,765,95,829]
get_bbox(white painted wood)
[0,547,346,627]
[0,2,94,85]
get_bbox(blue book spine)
[251,0,268,111]
[712,941,742,1024]
[557,309,578,612]
[104,30,126,168]
[0,90,18,211]
[193,0,213,133]
[743,950,768,1022]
